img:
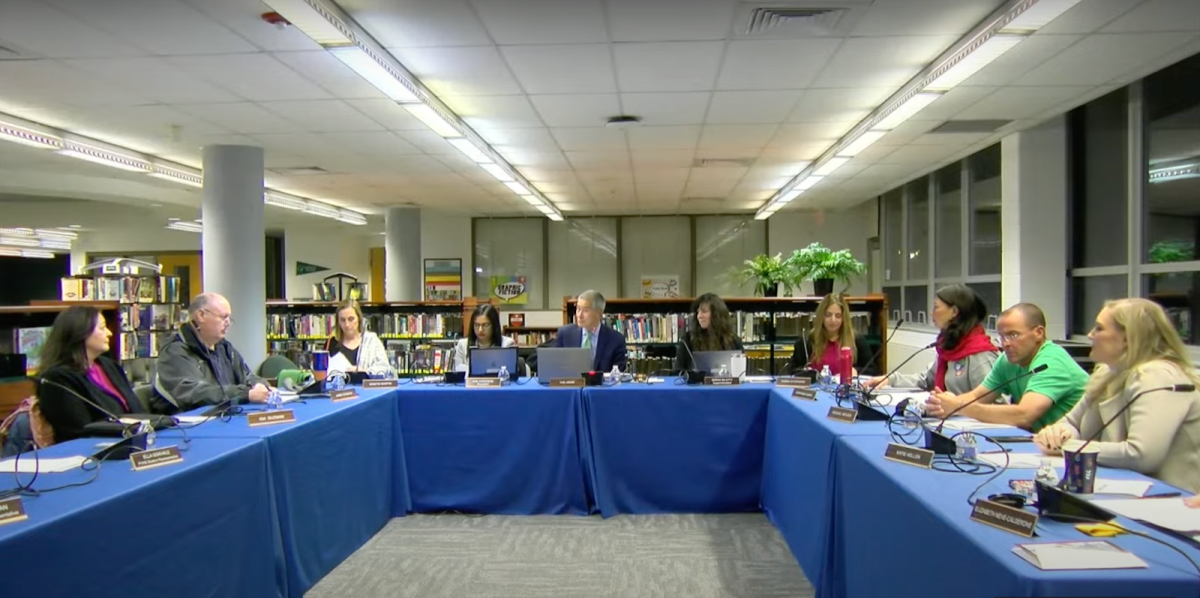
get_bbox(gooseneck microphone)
[34,376,174,461]
[863,340,937,402]
[935,364,1049,432]
[921,364,1049,455]
[677,337,706,384]
[1073,383,1197,453]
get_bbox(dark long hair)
[936,284,988,351]
[468,304,503,347]
[688,293,738,351]
[39,306,103,373]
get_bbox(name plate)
[330,389,358,402]
[970,499,1038,538]
[705,377,740,386]
[550,378,585,387]
[466,377,502,388]
[792,388,818,401]
[362,379,398,389]
[883,443,934,468]
[0,497,28,527]
[776,377,811,388]
[130,445,184,471]
[827,406,859,423]
[248,410,296,427]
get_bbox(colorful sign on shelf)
[491,275,528,304]
[641,275,680,299]
[423,258,462,301]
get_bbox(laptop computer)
[536,347,593,383]
[469,346,519,377]
[692,351,745,377]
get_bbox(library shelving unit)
[58,258,184,360]
[265,298,492,377]
[503,326,558,347]
[562,295,890,376]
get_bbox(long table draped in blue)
[397,382,588,515]
[581,383,771,516]
[834,434,1200,598]
[0,436,282,598]
[173,387,405,597]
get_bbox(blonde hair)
[810,294,856,364]
[333,299,365,344]
[1084,298,1200,404]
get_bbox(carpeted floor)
[306,513,813,598]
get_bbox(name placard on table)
[330,389,358,402]
[0,496,28,527]
[130,446,184,471]
[550,378,585,387]
[704,377,740,386]
[883,443,933,468]
[776,377,811,388]
[826,406,858,423]
[466,377,502,388]
[248,410,296,427]
[792,388,818,401]
[362,379,398,389]
[971,499,1038,537]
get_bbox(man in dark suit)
[553,289,628,372]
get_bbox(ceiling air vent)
[736,2,869,38]
[270,166,329,176]
[693,158,754,168]
[929,120,1013,134]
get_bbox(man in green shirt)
[926,303,1088,432]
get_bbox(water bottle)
[1035,458,1060,486]
[327,372,346,391]
[902,402,922,430]
[267,388,283,411]
[610,365,621,383]
[717,364,728,378]
[137,420,156,447]
[497,365,510,385]
[954,432,977,461]
[819,365,832,386]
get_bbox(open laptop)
[469,346,519,377]
[692,351,744,377]
[536,347,593,383]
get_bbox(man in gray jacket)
[150,292,270,414]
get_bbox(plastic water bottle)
[1035,458,1060,486]
[327,372,346,391]
[497,365,510,385]
[955,432,977,461]
[137,420,156,447]
[819,365,832,386]
[610,365,621,383]
[716,364,728,377]
[267,388,283,411]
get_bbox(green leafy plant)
[736,253,793,296]
[1149,240,1195,264]
[786,242,866,293]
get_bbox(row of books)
[508,331,555,346]
[603,311,874,344]
[61,275,182,304]
[268,338,457,375]
[623,346,792,376]
[120,304,184,332]
[117,331,175,359]
[266,313,465,340]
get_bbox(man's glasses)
[202,309,234,325]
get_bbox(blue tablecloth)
[171,387,405,597]
[0,436,281,598]
[760,387,896,597]
[397,381,588,514]
[834,434,1200,598]
[581,383,772,516]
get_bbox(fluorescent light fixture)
[38,239,71,250]
[149,165,203,188]
[261,0,352,44]
[264,192,309,211]
[0,236,39,247]
[779,189,803,203]
[926,34,1025,91]
[503,181,531,195]
[796,176,824,190]
[0,120,61,150]
[166,221,203,233]
[837,130,888,157]
[327,45,419,102]
[57,141,150,172]
[337,209,367,225]
[403,103,460,138]
[521,195,543,207]
[0,228,34,237]
[304,203,342,219]
[32,228,77,240]
[447,138,492,163]
[813,157,849,177]
[546,212,564,222]
[874,92,943,131]
[481,163,514,183]
[1001,0,1085,33]
[1149,163,1200,183]
[0,247,55,258]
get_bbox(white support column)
[385,207,422,301]
[202,145,266,367]
[1001,116,1070,339]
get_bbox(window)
[906,178,930,281]
[548,218,618,309]
[935,163,963,279]
[882,189,903,282]
[1072,276,1128,336]
[1071,88,1129,269]
[695,216,766,298]
[620,216,692,298]
[473,218,545,309]
[969,144,1002,276]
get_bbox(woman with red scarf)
[867,284,999,395]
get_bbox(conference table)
[2,378,1198,598]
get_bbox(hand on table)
[864,376,888,390]
[924,389,962,418]
[1185,495,1200,509]
[248,383,271,403]
[1034,423,1075,454]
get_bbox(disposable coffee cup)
[1062,439,1099,494]
[311,350,329,381]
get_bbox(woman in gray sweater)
[867,284,999,396]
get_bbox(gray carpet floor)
[306,513,813,598]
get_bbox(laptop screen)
[468,347,519,377]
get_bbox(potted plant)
[787,242,867,296]
[736,253,793,297]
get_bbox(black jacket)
[785,335,877,376]
[673,330,745,372]
[150,324,265,414]
[37,357,145,442]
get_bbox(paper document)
[976,453,1059,469]
[279,391,301,403]
[1091,498,1200,533]
[1013,540,1147,570]
[1090,479,1153,497]
[939,419,1017,431]
[866,391,927,408]
[327,352,353,374]
[173,415,210,424]
[744,376,774,383]
[0,455,87,473]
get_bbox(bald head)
[188,292,229,318]
[189,292,232,348]
[1001,303,1047,329]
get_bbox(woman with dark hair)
[451,303,515,371]
[36,306,145,443]
[785,294,874,376]
[674,293,744,371]
[866,284,998,395]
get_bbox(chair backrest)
[258,354,299,379]
[132,383,156,408]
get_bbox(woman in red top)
[786,294,873,376]
[35,306,145,443]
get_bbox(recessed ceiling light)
[67,224,81,228]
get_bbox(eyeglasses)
[202,308,234,325]
[473,322,493,329]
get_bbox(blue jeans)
[1,411,33,457]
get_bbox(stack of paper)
[1090,480,1153,497]
[1014,540,1148,570]
[0,455,87,473]
[1091,498,1200,533]
[976,453,1056,469]
[940,419,1017,431]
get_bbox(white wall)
[283,225,373,301]
[767,201,879,296]
[421,212,473,297]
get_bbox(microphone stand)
[35,377,167,461]
[921,364,1049,454]
[845,340,936,422]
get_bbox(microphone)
[857,318,905,380]
[922,364,1049,455]
[34,376,174,461]
[1072,383,1197,454]
[936,364,1049,432]
[677,337,705,384]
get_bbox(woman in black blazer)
[674,293,745,372]
[785,294,876,376]
[36,306,145,443]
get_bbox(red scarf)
[934,326,997,391]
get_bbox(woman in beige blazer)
[1035,298,1200,494]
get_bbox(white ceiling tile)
[1018,32,1198,86]
[334,0,492,47]
[626,126,702,150]
[706,91,804,124]
[479,127,562,151]
[613,42,724,92]
[45,0,257,55]
[963,35,1086,87]
[1102,0,1200,33]
[343,99,429,130]
[852,0,1006,36]
[0,60,152,106]
[390,46,523,96]
[167,54,333,101]
[501,45,616,94]
[0,0,145,58]
[683,177,739,198]
[717,40,842,90]
[812,36,960,88]
[876,120,944,146]
[318,132,423,155]
[529,94,620,127]
[395,129,457,153]
[606,0,736,42]
[182,0,322,52]
[174,102,299,134]
[910,86,998,122]
[695,147,760,161]
[699,124,778,149]
[787,87,896,123]
[62,58,241,104]
[1038,0,1145,34]
[500,150,571,169]
[633,167,691,184]
[566,151,631,169]
[271,52,386,100]
[630,149,697,168]
[551,127,629,151]
[854,163,916,180]
[259,100,383,133]
[444,95,545,129]
[636,182,685,202]
[873,144,959,165]
[252,132,346,156]
[771,122,857,146]
[470,0,607,44]
[620,93,711,126]
[954,86,1096,120]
